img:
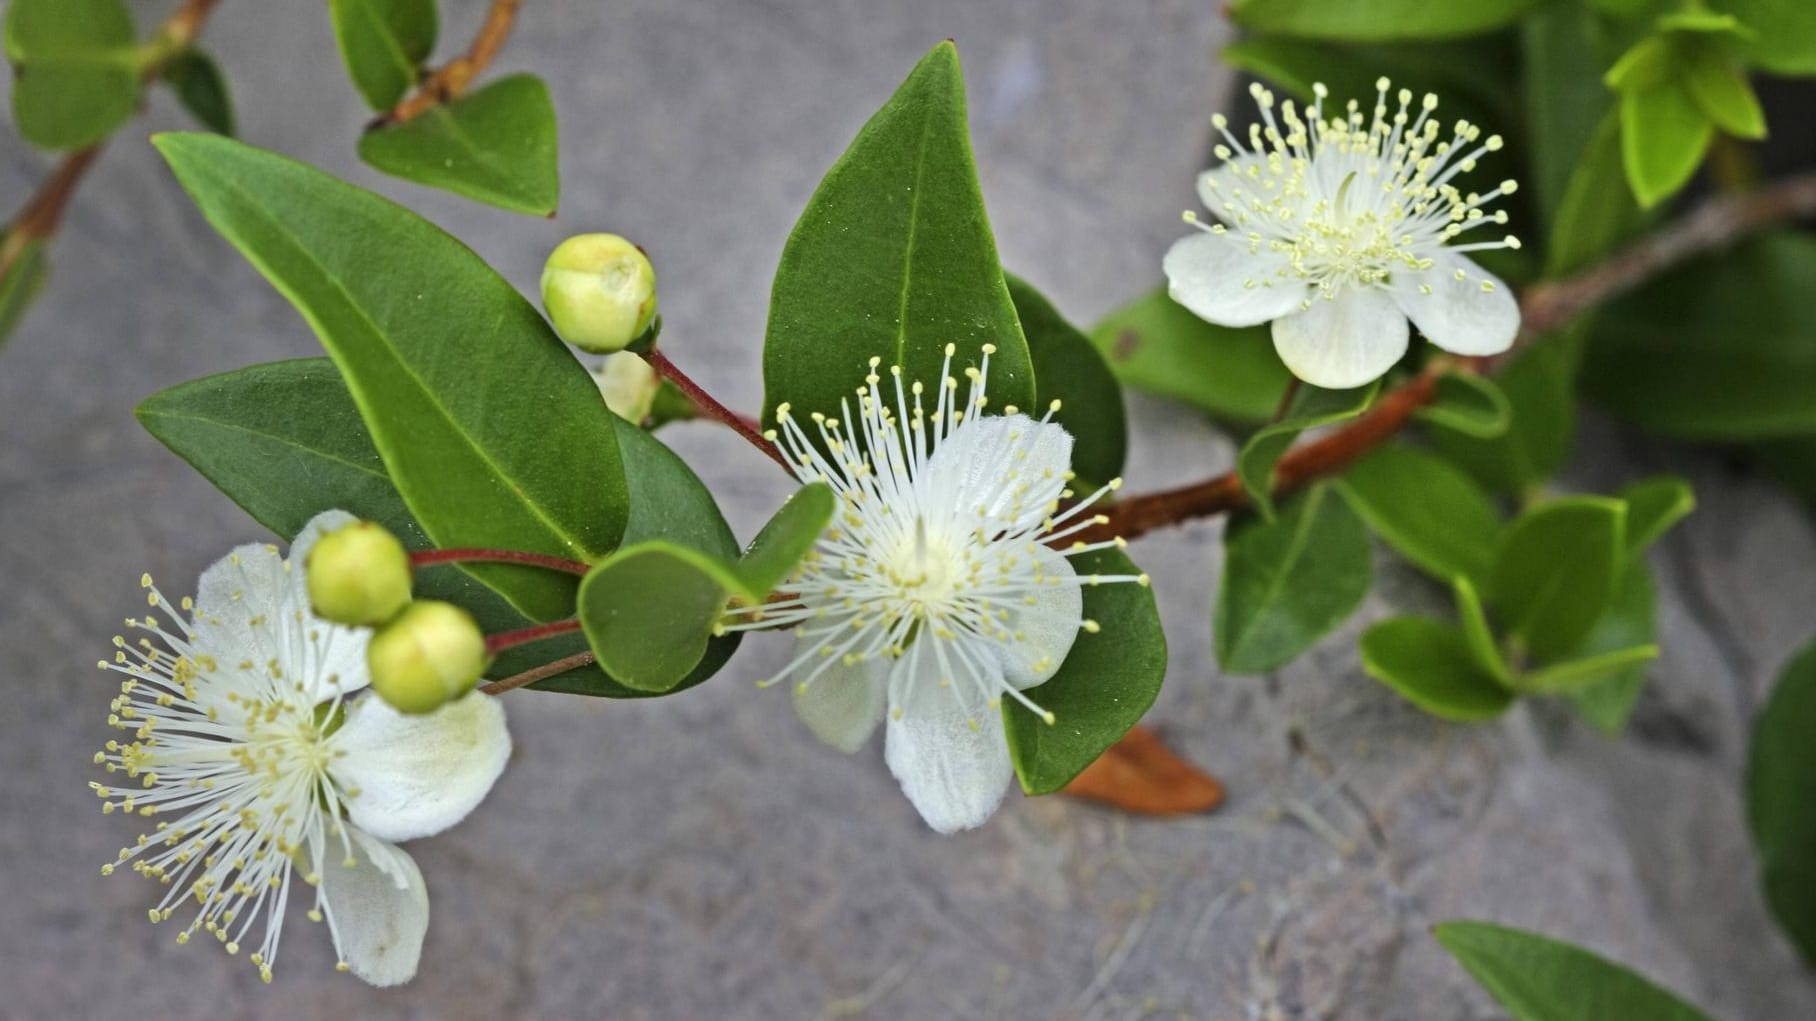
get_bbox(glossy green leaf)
[1621,84,1713,209]
[578,541,744,693]
[763,43,1031,430]
[3,0,140,150]
[359,74,560,216]
[329,0,438,111]
[1216,485,1371,674]
[1565,560,1658,735]
[1337,445,1502,589]
[1749,639,1816,966]
[1087,286,1291,424]
[1619,476,1694,558]
[1453,576,1510,684]
[162,50,235,136]
[1714,0,1816,75]
[1004,548,1166,795]
[1547,113,1647,276]
[1238,382,1378,517]
[1360,617,1515,721]
[1490,497,1625,663]
[1006,274,1126,485]
[0,235,49,351]
[1436,920,1718,1021]
[1521,644,1659,694]
[1229,0,1543,41]
[1684,49,1766,140]
[1584,232,1816,439]
[155,133,625,622]
[738,483,836,598]
[1431,328,1579,495]
[1415,373,1511,440]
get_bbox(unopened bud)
[541,233,658,353]
[305,521,412,627]
[366,601,489,714]
[593,351,661,423]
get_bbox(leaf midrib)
[1225,487,1326,664]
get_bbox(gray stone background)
[3,1,1814,1018]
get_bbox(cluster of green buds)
[306,521,489,714]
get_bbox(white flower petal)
[925,413,1073,532]
[992,545,1081,691]
[316,830,429,987]
[1195,154,1267,211]
[1163,232,1306,328]
[331,690,511,843]
[190,539,288,664]
[793,652,887,754]
[882,650,1015,834]
[1270,287,1410,389]
[1390,252,1519,356]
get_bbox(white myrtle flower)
[1164,78,1523,389]
[722,345,1146,834]
[92,510,511,986]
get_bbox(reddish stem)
[485,618,583,655]
[480,650,597,696]
[646,349,791,471]
[410,547,592,576]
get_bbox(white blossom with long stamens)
[722,346,1147,833]
[1164,77,1523,389]
[91,510,511,986]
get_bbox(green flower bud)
[592,350,661,423]
[541,233,658,353]
[305,521,413,627]
[366,601,490,714]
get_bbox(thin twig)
[484,617,582,655]
[646,348,793,471]
[373,0,522,127]
[480,649,596,695]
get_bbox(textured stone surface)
[2,1,1813,1018]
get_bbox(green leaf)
[1620,84,1714,209]
[1237,382,1378,517]
[1618,475,1694,558]
[1749,639,1816,966]
[359,74,560,216]
[1453,575,1511,683]
[1360,617,1515,721]
[1547,112,1647,276]
[763,43,1032,428]
[1713,0,1816,75]
[1215,485,1371,674]
[1490,496,1626,663]
[3,0,140,150]
[1006,274,1127,486]
[155,133,625,622]
[1414,373,1510,440]
[1430,329,1578,495]
[1564,560,1657,735]
[1004,548,1166,795]
[1583,232,1816,440]
[737,483,836,597]
[161,50,235,136]
[1753,435,1816,506]
[0,235,49,351]
[1435,921,1718,1021]
[1087,286,1291,424]
[1521,0,1617,227]
[1684,49,1766,140]
[1336,445,1502,589]
[1521,643,1659,694]
[328,0,438,111]
[577,541,744,693]
[1229,0,1543,41]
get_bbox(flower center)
[884,516,965,611]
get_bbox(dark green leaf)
[155,133,625,622]
[1713,0,1816,75]
[1453,576,1511,684]
[1006,274,1126,485]
[1229,0,1543,41]
[1521,0,1616,227]
[328,0,438,111]
[1360,617,1515,721]
[577,541,743,693]
[763,43,1031,430]
[0,235,49,350]
[737,483,836,598]
[1431,328,1578,495]
[1238,382,1378,517]
[1215,485,1371,674]
[1584,232,1816,440]
[1004,548,1166,795]
[1749,639,1816,966]
[1337,445,1502,589]
[1620,84,1713,208]
[1619,476,1694,558]
[1566,560,1658,735]
[1490,496,1625,663]
[1435,920,1718,1021]
[3,0,140,150]
[1753,435,1816,506]
[1414,373,1510,440]
[1087,286,1291,424]
[359,73,560,216]
[161,50,235,136]
[1547,112,1647,276]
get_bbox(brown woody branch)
[1079,170,1816,545]
[373,0,522,127]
